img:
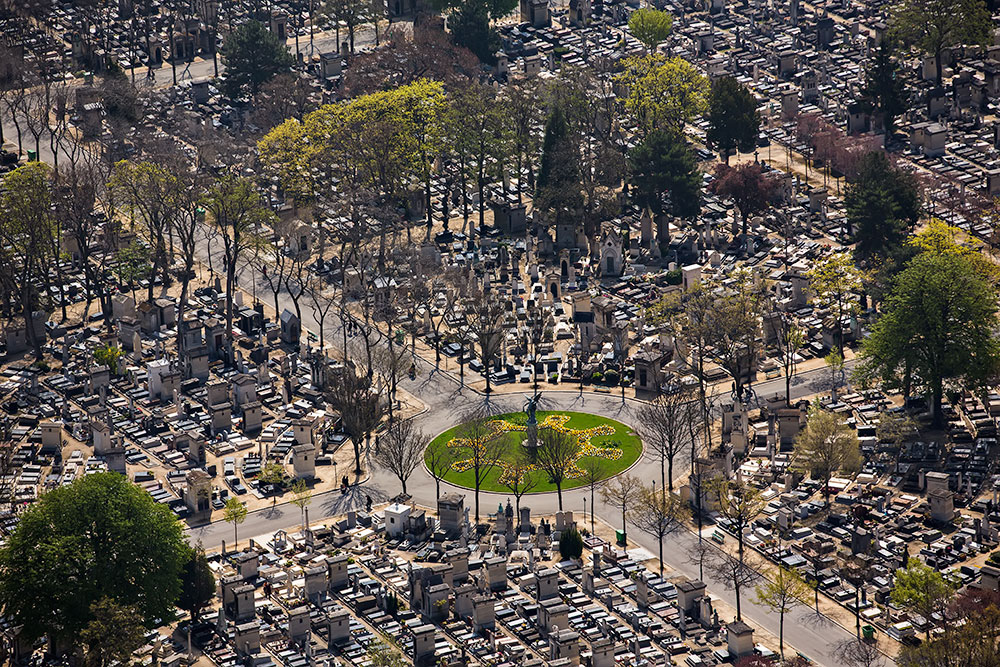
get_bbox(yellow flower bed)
[446,414,624,485]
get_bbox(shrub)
[591,371,604,383]
[604,369,620,385]
[559,527,584,560]
[664,269,683,285]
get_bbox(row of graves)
[683,389,1000,644]
[144,492,783,667]
[0,273,362,533]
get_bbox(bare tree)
[326,362,385,474]
[425,440,458,501]
[629,482,688,575]
[601,473,641,545]
[373,418,427,495]
[500,449,538,527]
[709,268,768,399]
[535,426,579,511]
[706,477,766,619]
[638,386,696,494]
[835,639,887,667]
[707,547,760,622]
[456,410,506,523]
[578,456,609,533]
[465,291,506,394]
[707,476,765,571]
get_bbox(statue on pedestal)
[523,390,542,453]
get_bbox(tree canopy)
[793,401,862,504]
[708,162,779,236]
[628,8,673,52]
[0,472,189,645]
[615,54,708,135]
[891,558,957,638]
[846,151,920,266]
[628,128,701,219]
[221,19,295,99]
[706,76,760,162]
[891,0,990,82]
[535,101,583,224]
[856,247,1000,427]
[859,41,908,136]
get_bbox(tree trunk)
[735,578,742,621]
[556,483,563,510]
[931,377,944,429]
[779,610,785,660]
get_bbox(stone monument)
[523,390,542,454]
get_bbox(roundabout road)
[185,235,863,666]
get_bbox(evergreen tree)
[859,42,908,136]
[535,102,583,224]
[221,20,294,99]
[845,151,920,264]
[449,0,500,64]
[628,128,701,219]
[706,76,760,163]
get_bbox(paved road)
[184,234,862,665]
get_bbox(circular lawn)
[426,411,642,494]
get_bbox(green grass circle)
[426,411,643,494]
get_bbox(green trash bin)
[862,625,875,640]
[26,149,37,162]
[615,529,626,546]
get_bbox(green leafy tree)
[534,101,583,226]
[807,252,864,354]
[891,558,958,638]
[859,41,908,136]
[559,527,584,560]
[80,597,146,667]
[291,478,312,530]
[708,162,780,237]
[223,496,248,548]
[628,128,701,219]
[856,250,1000,428]
[628,8,673,52]
[221,19,294,99]
[793,401,862,505]
[178,547,216,622]
[0,161,57,360]
[258,461,287,487]
[113,240,151,300]
[706,76,761,163]
[0,472,188,646]
[891,0,990,82]
[202,175,272,366]
[615,54,708,135]
[368,643,408,667]
[93,343,124,374]
[753,567,810,660]
[846,151,921,265]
